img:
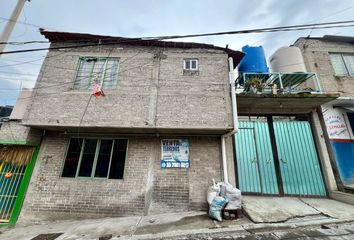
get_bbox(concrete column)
[311,110,338,192]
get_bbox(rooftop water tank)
[238,45,269,73]
[269,46,306,73]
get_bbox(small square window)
[184,59,198,70]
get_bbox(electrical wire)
[2,40,161,102]
[0,16,58,31]
[0,70,38,76]
[250,5,354,46]
[0,50,67,68]
[1,20,354,55]
[0,41,49,45]
[0,53,327,88]
[2,19,353,101]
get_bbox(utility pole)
[0,0,29,54]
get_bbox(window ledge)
[183,70,199,76]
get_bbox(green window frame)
[61,138,128,179]
[74,57,119,89]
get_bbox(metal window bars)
[0,162,26,223]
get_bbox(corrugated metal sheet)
[235,121,278,194]
[235,117,326,197]
[273,119,326,196]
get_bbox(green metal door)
[273,118,326,196]
[0,146,38,225]
[235,119,279,194]
[0,163,26,223]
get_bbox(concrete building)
[233,45,339,198]
[0,30,245,223]
[293,36,354,196]
[0,105,13,127]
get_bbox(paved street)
[1,197,354,240]
[156,222,354,240]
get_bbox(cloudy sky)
[1,0,354,105]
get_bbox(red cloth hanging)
[91,83,105,98]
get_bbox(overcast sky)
[1,0,354,105]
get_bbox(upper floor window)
[184,59,198,71]
[74,57,119,89]
[329,53,354,76]
[62,138,128,179]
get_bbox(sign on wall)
[322,106,351,140]
[161,139,189,168]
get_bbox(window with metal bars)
[329,53,354,76]
[61,138,128,179]
[74,57,119,89]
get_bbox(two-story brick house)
[0,30,245,223]
[294,36,354,197]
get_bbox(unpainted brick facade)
[23,44,232,131]
[294,38,354,97]
[14,34,238,221]
[19,134,222,221]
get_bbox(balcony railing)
[236,72,322,94]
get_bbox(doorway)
[235,115,326,197]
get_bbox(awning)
[236,93,339,114]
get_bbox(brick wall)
[294,38,354,97]
[19,133,222,222]
[0,121,42,144]
[23,44,232,132]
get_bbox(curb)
[114,218,354,240]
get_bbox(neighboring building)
[294,36,354,194]
[0,90,41,226]
[0,105,13,127]
[233,45,339,198]
[0,30,244,223]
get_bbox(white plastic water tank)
[269,46,307,73]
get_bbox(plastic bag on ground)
[218,182,242,210]
[208,196,228,221]
[207,182,220,205]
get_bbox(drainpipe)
[221,57,239,184]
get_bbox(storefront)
[322,99,354,190]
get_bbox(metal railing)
[236,72,322,94]
[0,162,26,223]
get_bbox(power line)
[251,5,354,46]
[308,5,354,36]
[141,20,354,40]
[0,50,337,93]
[0,70,38,76]
[0,16,58,31]
[0,50,67,68]
[3,46,156,100]
[1,20,354,55]
[0,40,49,45]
